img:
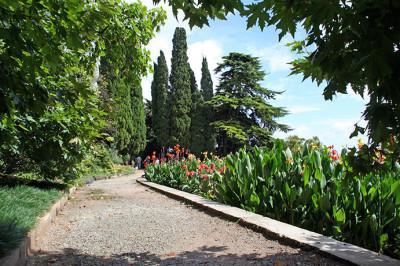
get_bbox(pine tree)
[169,27,192,146]
[189,67,205,155]
[200,57,216,152]
[151,51,170,148]
[210,52,290,154]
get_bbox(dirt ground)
[28,171,346,265]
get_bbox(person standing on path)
[135,156,142,169]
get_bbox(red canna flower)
[186,171,195,177]
[201,174,209,181]
[329,149,339,161]
[210,163,216,171]
[218,166,227,174]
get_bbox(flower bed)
[145,140,400,259]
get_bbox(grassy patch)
[0,164,133,258]
[0,184,62,257]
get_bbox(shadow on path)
[30,245,340,265]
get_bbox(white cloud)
[274,117,368,149]
[274,125,312,140]
[288,105,320,114]
[188,40,223,86]
[328,118,356,133]
[248,43,294,73]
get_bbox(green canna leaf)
[303,166,310,187]
[334,207,346,223]
[250,192,260,206]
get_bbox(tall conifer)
[151,51,170,147]
[151,62,159,142]
[189,67,205,155]
[200,57,216,152]
[169,27,191,146]
[129,84,146,156]
[211,53,290,154]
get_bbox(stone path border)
[0,187,77,266]
[137,177,400,266]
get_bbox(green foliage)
[102,78,135,155]
[0,185,62,256]
[145,141,400,258]
[143,99,158,157]
[216,142,400,257]
[150,36,215,154]
[189,67,206,155]
[99,2,165,159]
[151,51,170,147]
[145,156,224,197]
[286,135,321,152]
[200,58,216,153]
[130,84,147,155]
[169,27,192,146]
[0,0,165,180]
[158,0,400,155]
[211,52,290,154]
[0,220,23,257]
[0,0,110,179]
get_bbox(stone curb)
[137,178,400,266]
[0,186,76,266]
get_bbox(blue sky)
[140,1,368,149]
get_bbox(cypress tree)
[151,51,169,147]
[112,78,135,154]
[189,67,205,155]
[151,61,159,144]
[200,57,216,152]
[100,56,146,159]
[169,27,191,146]
[129,83,146,156]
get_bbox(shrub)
[145,140,400,258]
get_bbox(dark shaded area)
[29,245,348,265]
[0,219,25,257]
[0,174,67,257]
[0,174,68,191]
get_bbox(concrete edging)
[137,177,400,266]
[0,186,76,266]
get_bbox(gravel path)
[28,171,346,265]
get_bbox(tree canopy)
[200,58,216,152]
[169,27,192,147]
[151,51,170,148]
[210,52,290,154]
[0,0,165,178]
[156,0,400,150]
